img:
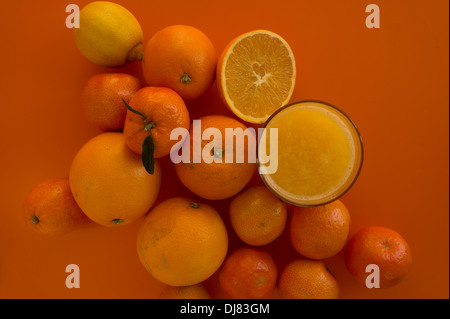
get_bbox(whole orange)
[174,115,257,200]
[159,284,211,299]
[81,73,142,132]
[345,226,412,288]
[219,247,277,299]
[137,197,228,286]
[289,200,351,260]
[69,132,161,227]
[229,185,288,246]
[23,178,88,236]
[142,25,217,101]
[278,258,339,299]
[122,86,190,158]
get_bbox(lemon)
[74,1,144,67]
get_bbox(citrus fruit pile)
[23,1,412,299]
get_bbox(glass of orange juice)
[257,100,363,207]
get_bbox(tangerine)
[345,226,412,288]
[81,73,142,132]
[174,115,257,200]
[229,185,288,246]
[278,258,339,299]
[23,178,88,236]
[289,200,351,260]
[122,86,190,158]
[219,247,277,299]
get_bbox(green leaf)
[142,133,155,175]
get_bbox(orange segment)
[217,30,296,124]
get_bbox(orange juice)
[258,100,363,206]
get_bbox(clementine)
[278,258,339,299]
[174,115,257,200]
[137,197,228,286]
[81,73,142,132]
[23,178,88,236]
[229,185,288,246]
[142,25,217,101]
[289,200,351,260]
[69,132,161,227]
[219,247,277,299]
[159,283,211,299]
[122,86,190,159]
[345,226,413,288]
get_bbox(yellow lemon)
[74,1,144,67]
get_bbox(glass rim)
[257,99,364,207]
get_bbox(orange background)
[0,0,448,299]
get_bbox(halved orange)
[217,30,296,124]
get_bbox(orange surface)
[0,0,448,299]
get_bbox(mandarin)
[345,226,412,288]
[81,73,142,132]
[289,200,350,260]
[219,247,277,299]
[174,115,257,200]
[229,185,288,246]
[122,86,190,158]
[23,178,88,236]
[278,258,339,299]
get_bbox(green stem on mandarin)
[32,215,39,224]
[190,202,200,209]
[122,98,147,120]
[112,218,124,224]
[180,72,192,84]
[144,121,156,132]
[122,98,155,176]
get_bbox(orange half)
[217,30,296,124]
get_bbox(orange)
[345,226,413,288]
[69,132,161,227]
[229,185,288,246]
[289,200,351,260]
[137,197,228,286]
[219,247,277,299]
[81,73,142,132]
[142,25,217,101]
[159,283,211,299]
[278,258,339,299]
[23,178,88,236]
[122,86,190,159]
[217,30,296,124]
[174,115,257,200]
